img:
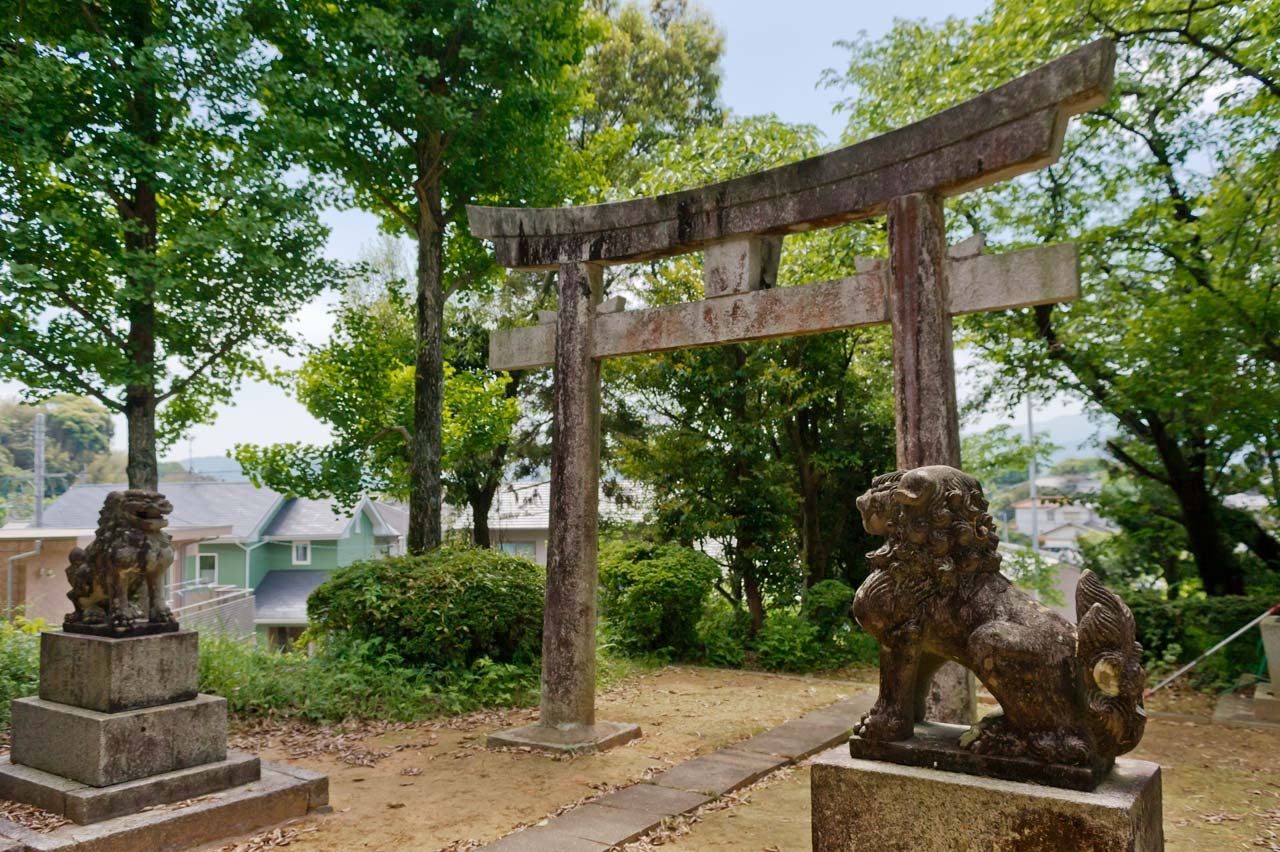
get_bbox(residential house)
[443,480,647,564]
[1009,495,1113,562]
[6,482,405,647]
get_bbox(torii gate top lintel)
[467,38,1114,271]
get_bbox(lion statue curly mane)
[65,490,177,636]
[851,465,1146,774]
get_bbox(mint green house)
[39,482,406,648]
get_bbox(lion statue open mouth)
[851,465,1146,770]
[65,490,178,635]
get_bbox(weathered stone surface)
[851,468,1148,782]
[468,41,1115,268]
[0,758,86,816]
[591,783,712,816]
[1254,682,1280,723]
[486,721,641,755]
[811,746,1163,851]
[59,752,260,824]
[0,765,320,852]
[11,694,227,787]
[64,490,178,637]
[541,261,603,731]
[1260,616,1280,684]
[849,722,1106,791]
[483,826,609,852]
[264,760,330,810]
[733,718,854,761]
[650,749,784,796]
[545,802,662,846]
[489,244,1080,371]
[703,236,781,298]
[38,630,198,714]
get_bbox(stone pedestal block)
[0,752,261,824]
[1256,682,1280,723]
[1261,616,1279,685]
[811,746,1163,851]
[39,630,198,713]
[11,695,227,787]
[487,721,641,755]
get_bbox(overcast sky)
[8,0,1085,461]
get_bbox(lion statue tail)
[1075,570,1147,757]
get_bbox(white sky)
[5,0,1082,461]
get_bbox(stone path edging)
[482,694,871,851]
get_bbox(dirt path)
[210,673,1279,852]
[216,666,873,852]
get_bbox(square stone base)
[0,762,328,852]
[39,630,198,713]
[487,721,641,754]
[811,746,1163,851]
[1256,682,1280,723]
[0,751,261,824]
[11,695,227,787]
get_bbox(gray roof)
[262,497,353,538]
[40,482,282,539]
[254,569,330,625]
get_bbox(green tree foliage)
[233,280,517,545]
[614,116,897,631]
[0,396,114,519]
[825,0,1280,594]
[0,1,334,491]
[598,540,721,658]
[250,0,586,553]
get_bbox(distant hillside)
[1036,413,1117,462]
[163,455,248,482]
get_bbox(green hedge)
[307,547,545,670]
[1124,593,1275,687]
[599,540,720,657]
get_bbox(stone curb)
[481,694,870,851]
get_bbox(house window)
[197,553,217,584]
[499,541,536,560]
[291,541,311,565]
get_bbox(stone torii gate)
[471,40,1115,753]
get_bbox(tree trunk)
[469,486,494,548]
[409,198,445,554]
[741,567,765,635]
[122,3,159,493]
[1170,476,1243,595]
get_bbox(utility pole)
[33,413,45,528]
[1027,397,1038,555]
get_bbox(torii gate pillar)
[887,192,976,723]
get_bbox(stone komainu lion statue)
[852,466,1146,769]
[65,490,177,635]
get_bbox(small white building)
[1009,496,1113,561]
[444,481,647,565]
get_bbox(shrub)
[598,541,720,657]
[804,579,858,640]
[307,547,545,670]
[199,634,538,724]
[1123,592,1274,688]
[754,609,825,672]
[694,598,750,667]
[0,616,42,726]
